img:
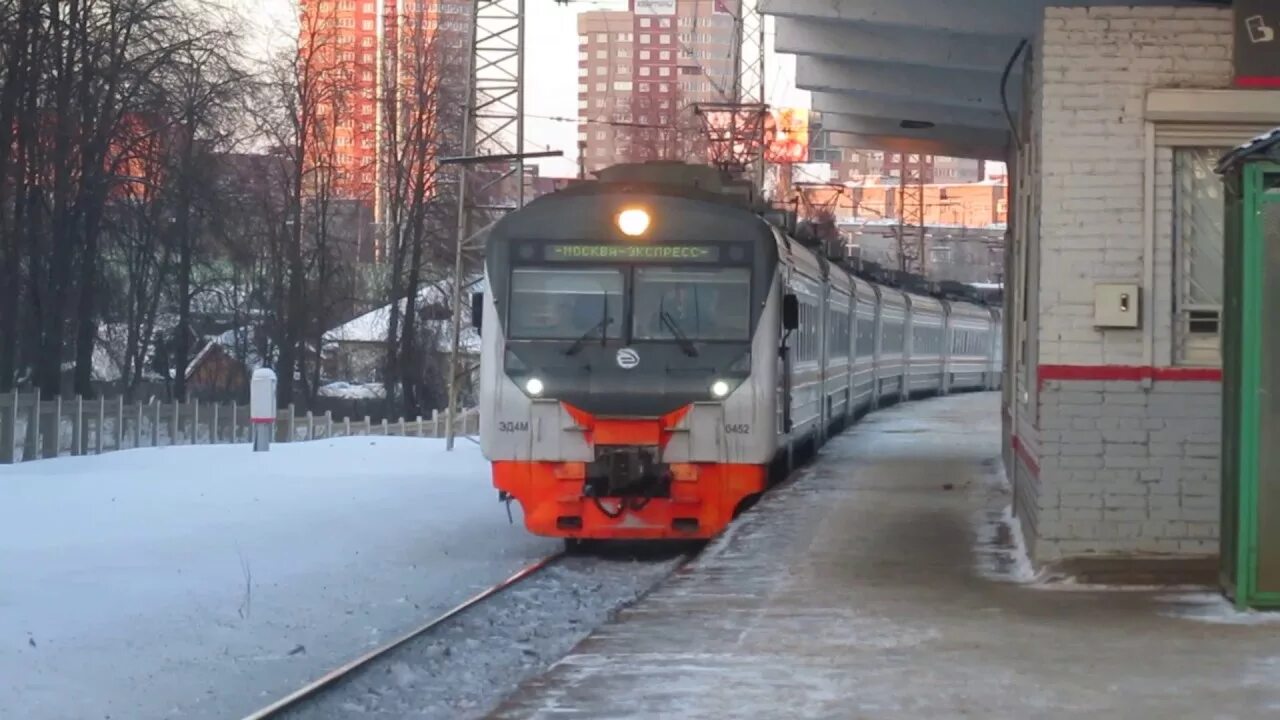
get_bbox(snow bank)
[0,437,558,720]
[972,504,1039,585]
[318,381,387,399]
[1158,592,1280,625]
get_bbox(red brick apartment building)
[577,0,738,176]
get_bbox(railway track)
[240,553,563,720]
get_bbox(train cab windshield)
[505,260,751,347]
[508,267,625,340]
[632,267,751,342]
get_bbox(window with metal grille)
[1173,147,1228,366]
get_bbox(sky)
[238,1,809,178]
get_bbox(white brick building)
[766,0,1280,574]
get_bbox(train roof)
[492,162,1001,310]
[525,161,761,211]
[487,167,776,253]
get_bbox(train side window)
[857,314,875,357]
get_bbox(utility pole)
[695,0,767,188]
[895,153,928,275]
[445,0,526,451]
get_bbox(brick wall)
[1020,6,1234,563]
[1035,378,1220,560]
[1037,5,1232,365]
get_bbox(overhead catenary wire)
[529,111,694,130]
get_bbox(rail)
[240,553,562,720]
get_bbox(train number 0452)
[724,423,751,434]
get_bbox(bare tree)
[617,90,705,164]
[99,123,173,398]
[249,1,361,407]
[379,8,466,416]
[0,0,43,391]
[157,18,247,400]
[0,0,250,396]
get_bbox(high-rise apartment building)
[298,0,471,203]
[577,1,738,176]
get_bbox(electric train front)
[476,188,780,540]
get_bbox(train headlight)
[617,208,650,237]
[525,377,545,396]
[710,379,732,398]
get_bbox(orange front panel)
[493,461,767,540]
[592,420,661,446]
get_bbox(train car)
[850,277,878,414]
[474,163,1001,543]
[874,287,909,406]
[945,300,997,392]
[905,292,946,398]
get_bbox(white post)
[326,411,333,439]
[364,415,371,436]
[307,410,315,441]
[192,398,200,444]
[211,402,220,444]
[432,408,440,437]
[152,400,160,447]
[399,417,406,436]
[250,369,277,452]
[416,415,424,438]
[230,401,238,443]
[344,416,351,436]
[287,404,296,442]
[135,400,143,449]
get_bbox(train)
[473,162,1002,543]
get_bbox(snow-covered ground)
[0,437,559,720]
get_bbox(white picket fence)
[0,389,480,464]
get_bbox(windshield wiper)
[660,310,698,357]
[565,296,612,356]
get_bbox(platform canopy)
[761,0,1236,160]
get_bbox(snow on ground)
[1157,592,1280,625]
[318,381,387,400]
[0,437,559,720]
[972,504,1039,585]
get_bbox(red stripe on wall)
[1010,434,1040,478]
[1236,76,1280,89]
[1037,364,1222,385]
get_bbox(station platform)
[491,393,1280,719]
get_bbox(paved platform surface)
[491,392,1280,719]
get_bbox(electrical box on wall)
[1094,284,1141,328]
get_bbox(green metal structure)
[1218,132,1280,610]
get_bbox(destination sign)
[543,244,720,262]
